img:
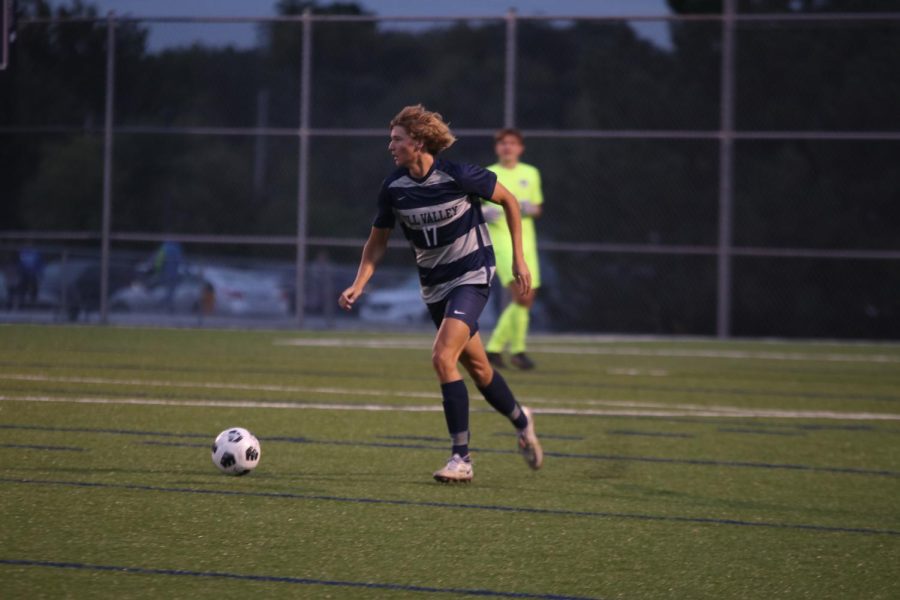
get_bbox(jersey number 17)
[423,226,439,248]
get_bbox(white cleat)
[433,454,473,483]
[517,406,544,470]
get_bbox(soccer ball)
[211,427,261,476]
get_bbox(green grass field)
[1,324,899,599]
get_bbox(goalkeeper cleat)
[487,351,507,369]
[510,352,536,370]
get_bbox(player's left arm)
[489,181,532,294]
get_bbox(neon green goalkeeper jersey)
[485,162,543,288]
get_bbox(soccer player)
[483,129,543,370]
[339,105,543,483]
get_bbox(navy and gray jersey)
[373,159,498,304]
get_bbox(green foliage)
[19,135,103,230]
[2,0,899,336]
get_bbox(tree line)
[1,0,897,337]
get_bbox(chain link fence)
[2,2,899,338]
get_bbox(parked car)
[359,276,497,326]
[278,262,360,315]
[203,267,289,316]
[359,276,429,324]
[111,265,289,317]
[38,258,136,321]
[110,273,204,314]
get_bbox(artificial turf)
[1,324,898,599]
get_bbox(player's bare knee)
[431,347,455,376]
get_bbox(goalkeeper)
[483,129,544,370]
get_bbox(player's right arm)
[339,226,391,311]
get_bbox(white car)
[111,266,289,317]
[359,276,497,326]
[203,267,289,316]
[110,274,202,314]
[359,276,430,324]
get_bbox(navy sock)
[441,380,470,457]
[478,370,528,430]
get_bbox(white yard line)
[1,373,899,421]
[0,394,441,413]
[0,373,438,400]
[274,338,430,350]
[274,337,900,364]
[1,394,899,420]
[607,368,668,377]
[0,373,843,414]
[537,346,900,364]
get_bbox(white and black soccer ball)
[211,427,261,476]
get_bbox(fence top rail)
[17,11,900,26]
[4,125,900,141]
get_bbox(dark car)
[38,258,136,321]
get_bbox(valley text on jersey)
[373,159,498,304]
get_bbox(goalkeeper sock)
[486,302,516,353]
[509,303,531,354]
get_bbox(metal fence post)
[716,0,737,339]
[503,8,517,128]
[99,11,116,324]
[253,89,270,204]
[295,8,312,328]
[59,247,68,322]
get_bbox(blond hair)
[389,104,457,155]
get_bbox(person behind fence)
[482,129,544,371]
[16,242,44,308]
[338,104,543,483]
[153,241,183,313]
[3,251,20,310]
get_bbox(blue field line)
[4,422,898,478]
[539,450,900,478]
[792,423,893,432]
[378,435,449,443]
[615,416,891,433]
[714,421,874,433]
[492,432,585,441]
[263,437,900,479]
[0,558,599,600]
[606,430,695,439]
[2,477,898,538]
[0,423,208,439]
[0,443,85,452]
[141,440,208,448]
[717,428,805,437]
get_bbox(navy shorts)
[427,285,490,337]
